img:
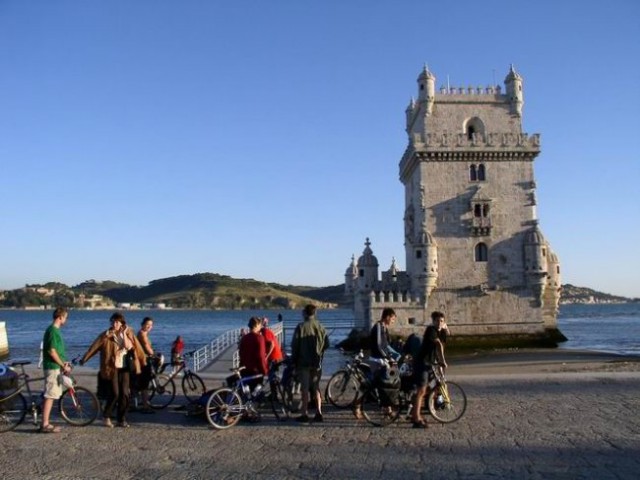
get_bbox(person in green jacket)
[291,304,329,423]
[41,307,71,433]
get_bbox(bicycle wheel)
[205,388,243,430]
[58,386,100,426]
[270,382,290,421]
[326,370,360,408]
[181,372,206,404]
[0,391,27,432]
[149,374,176,409]
[361,387,400,427]
[427,381,467,423]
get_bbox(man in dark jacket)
[291,304,329,423]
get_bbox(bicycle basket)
[0,364,18,391]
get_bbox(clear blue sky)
[1,1,638,298]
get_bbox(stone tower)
[347,65,562,340]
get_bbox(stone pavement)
[1,370,640,479]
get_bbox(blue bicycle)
[205,362,291,430]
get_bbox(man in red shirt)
[261,317,283,364]
[238,317,268,378]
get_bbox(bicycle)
[272,354,303,414]
[204,363,288,430]
[147,350,206,409]
[325,350,373,409]
[418,363,467,424]
[0,357,100,433]
[369,361,467,426]
[358,359,403,427]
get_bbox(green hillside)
[73,274,339,310]
[1,274,635,309]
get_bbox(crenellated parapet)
[413,132,540,149]
[438,85,502,95]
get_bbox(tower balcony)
[471,217,492,236]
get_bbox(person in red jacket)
[238,317,268,385]
[261,317,283,364]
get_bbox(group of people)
[238,304,329,423]
[40,304,447,432]
[40,308,184,432]
[368,307,450,428]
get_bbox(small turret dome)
[345,255,358,276]
[357,238,379,268]
[505,64,522,82]
[388,257,400,276]
[417,64,435,81]
[524,226,545,245]
[416,222,436,246]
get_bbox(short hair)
[53,307,67,320]
[431,311,445,322]
[303,304,317,318]
[141,317,153,326]
[110,312,126,325]
[381,307,396,320]
[248,316,262,329]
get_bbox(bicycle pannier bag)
[0,364,18,391]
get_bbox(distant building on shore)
[345,65,562,340]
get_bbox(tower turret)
[405,97,416,131]
[344,254,358,295]
[411,221,438,301]
[356,238,379,292]
[524,225,548,302]
[505,64,524,116]
[417,65,435,115]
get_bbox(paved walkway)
[198,344,236,377]
[2,370,639,479]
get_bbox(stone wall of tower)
[407,157,538,291]
[426,289,544,335]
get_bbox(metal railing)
[232,322,284,369]
[191,322,285,372]
[191,328,243,372]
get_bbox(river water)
[1,303,639,373]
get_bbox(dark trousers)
[104,368,130,422]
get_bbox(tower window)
[475,243,488,262]
[469,163,486,181]
[416,250,422,259]
[359,269,364,277]
[473,203,490,218]
[467,126,476,140]
[477,164,486,181]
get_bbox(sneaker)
[295,414,310,423]
[313,412,324,423]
